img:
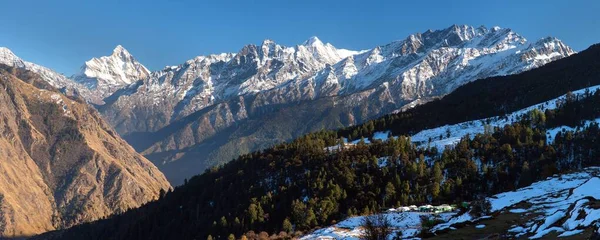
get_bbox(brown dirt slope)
[0,65,170,238]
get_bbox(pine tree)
[384,182,396,207]
[431,182,440,200]
[220,216,228,228]
[282,218,293,233]
[248,204,258,225]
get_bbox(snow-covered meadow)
[300,211,456,239]
[302,168,600,239]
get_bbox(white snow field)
[302,167,600,239]
[433,167,600,238]
[300,211,456,239]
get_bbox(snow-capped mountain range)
[1,25,573,127]
[0,24,575,184]
[96,25,573,134]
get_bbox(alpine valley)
[0,25,574,185]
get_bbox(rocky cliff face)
[73,45,150,99]
[0,65,170,237]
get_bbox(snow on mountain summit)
[300,36,363,62]
[303,36,322,46]
[0,47,100,103]
[73,45,150,98]
[0,47,26,68]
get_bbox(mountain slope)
[302,167,600,239]
[0,47,100,104]
[0,65,170,237]
[94,25,573,185]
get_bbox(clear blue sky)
[1,0,598,75]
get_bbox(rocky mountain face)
[0,65,170,237]
[98,36,361,135]
[73,45,150,99]
[0,25,574,185]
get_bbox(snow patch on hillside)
[546,118,600,143]
[301,212,456,240]
[437,167,600,238]
[410,85,600,150]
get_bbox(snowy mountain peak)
[443,24,484,41]
[534,36,570,48]
[304,36,323,46]
[0,47,16,57]
[0,47,100,103]
[73,45,150,97]
[0,47,25,68]
[259,39,279,58]
[261,39,275,46]
[518,37,575,66]
[111,45,132,58]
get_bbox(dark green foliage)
[281,218,292,233]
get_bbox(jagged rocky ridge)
[0,25,575,185]
[0,65,170,237]
[99,26,573,135]
[73,45,150,99]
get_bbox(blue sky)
[1,0,598,75]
